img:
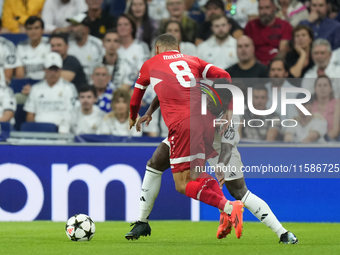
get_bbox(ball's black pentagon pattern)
[65,214,95,242]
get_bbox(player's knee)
[230,187,248,200]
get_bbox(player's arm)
[129,61,150,128]
[136,96,160,132]
[198,59,232,82]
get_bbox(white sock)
[242,190,287,238]
[138,166,163,223]
[223,201,233,214]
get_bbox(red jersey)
[130,51,231,129]
[244,18,292,65]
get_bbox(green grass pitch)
[0,221,339,255]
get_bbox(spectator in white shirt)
[0,84,16,124]
[302,39,340,98]
[24,52,78,133]
[42,0,88,33]
[265,57,299,120]
[97,89,142,136]
[102,29,136,91]
[71,85,104,134]
[0,20,17,86]
[197,14,238,70]
[117,14,150,81]
[67,13,105,82]
[16,16,50,80]
[284,93,327,143]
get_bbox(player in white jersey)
[125,82,298,244]
[16,16,51,80]
[71,85,104,135]
[67,13,105,82]
[0,35,17,86]
[24,52,77,133]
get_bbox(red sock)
[196,172,225,197]
[185,179,227,211]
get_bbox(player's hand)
[136,114,152,132]
[218,177,225,189]
[129,118,137,130]
[215,169,225,189]
[219,110,233,136]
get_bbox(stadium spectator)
[102,29,136,91]
[0,83,16,124]
[0,20,17,86]
[71,85,104,135]
[24,52,78,133]
[97,89,142,136]
[240,85,281,141]
[1,0,45,33]
[163,20,197,56]
[147,0,169,23]
[312,75,340,140]
[300,0,340,50]
[49,33,87,91]
[275,0,309,27]
[301,39,340,98]
[16,16,50,80]
[284,93,327,143]
[244,0,293,65]
[67,13,105,82]
[265,57,299,119]
[42,0,88,33]
[159,0,198,44]
[127,0,158,50]
[197,14,238,70]
[285,25,314,78]
[85,0,117,39]
[92,65,114,113]
[226,35,268,79]
[225,0,259,28]
[196,0,243,45]
[117,14,150,80]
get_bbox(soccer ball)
[65,214,96,241]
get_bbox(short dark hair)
[105,28,118,37]
[118,14,137,39]
[49,33,68,44]
[78,85,97,98]
[293,25,314,42]
[155,33,178,48]
[205,0,224,11]
[210,14,229,24]
[253,84,268,93]
[25,16,44,29]
[268,57,289,73]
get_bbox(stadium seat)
[0,122,11,132]
[10,79,40,94]
[21,122,58,133]
[1,34,28,46]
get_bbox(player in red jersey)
[129,34,244,238]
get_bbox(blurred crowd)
[0,0,340,143]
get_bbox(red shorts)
[169,113,218,173]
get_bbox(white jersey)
[284,114,327,143]
[16,37,50,80]
[0,36,17,86]
[197,36,238,70]
[42,0,88,32]
[71,104,104,135]
[147,0,169,22]
[97,114,142,137]
[24,78,78,131]
[68,35,105,82]
[227,0,259,28]
[0,84,16,124]
[104,56,136,89]
[117,39,150,80]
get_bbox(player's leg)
[224,150,298,244]
[125,140,170,240]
